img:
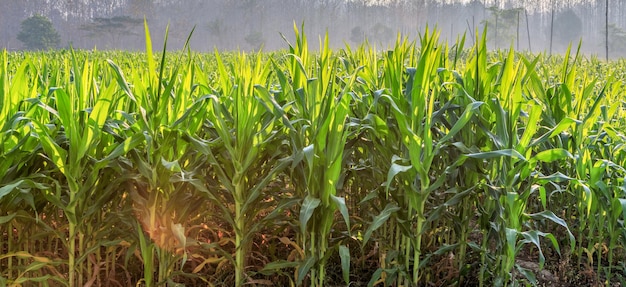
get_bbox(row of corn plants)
[2,24,626,286]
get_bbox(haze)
[1,0,625,58]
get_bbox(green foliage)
[16,15,61,50]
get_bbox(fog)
[1,0,625,58]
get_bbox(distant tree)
[244,31,264,50]
[370,23,393,46]
[80,16,142,48]
[127,0,155,18]
[605,24,626,58]
[483,7,521,49]
[17,15,61,50]
[350,26,366,44]
[207,19,228,47]
[553,9,582,47]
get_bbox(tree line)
[4,0,626,58]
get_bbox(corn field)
[2,24,626,286]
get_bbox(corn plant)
[23,49,141,286]
[272,26,354,286]
[358,29,483,286]
[465,40,578,285]
[105,22,211,285]
[184,50,292,286]
[0,52,64,285]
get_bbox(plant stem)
[68,180,77,287]
[235,179,245,287]
[413,200,425,285]
[7,223,13,280]
[68,221,75,287]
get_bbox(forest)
[1,0,626,57]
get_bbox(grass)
[1,24,626,286]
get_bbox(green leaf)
[439,101,483,143]
[363,203,400,245]
[505,227,517,257]
[611,198,623,222]
[385,159,412,192]
[517,102,543,149]
[531,148,572,163]
[12,274,50,284]
[515,264,538,286]
[0,213,16,225]
[367,268,384,287]
[363,113,389,136]
[330,195,350,233]
[520,230,546,268]
[299,195,320,236]
[32,121,68,175]
[339,245,350,284]
[529,211,575,251]
[303,144,314,168]
[466,149,526,161]
[529,117,578,147]
[536,172,574,183]
[161,157,182,173]
[619,198,626,222]
[0,180,25,201]
[297,256,316,286]
[260,260,300,275]
[94,132,145,170]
